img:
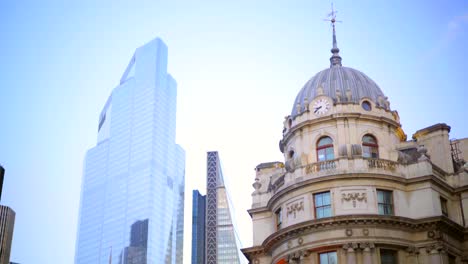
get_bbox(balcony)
[275,157,441,194]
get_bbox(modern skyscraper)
[192,151,246,264]
[0,166,15,264]
[191,190,205,264]
[74,38,185,264]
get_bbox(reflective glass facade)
[191,190,205,264]
[75,38,185,264]
[205,152,247,264]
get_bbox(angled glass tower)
[75,38,185,264]
[204,151,246,264]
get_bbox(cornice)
[241,245,265,261]
[259,215,466,254]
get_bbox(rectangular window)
[275,208,282,230]
[319,251,337,264]
[440,197,448,217]
[377,189,394,215]
[380,249,397,264]
[314,191,332,219]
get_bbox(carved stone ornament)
[362,228,369,236]
[359,242,375,250]
[287,240,293,249]
[335,90,342,103]
[317,86,324,95]
[427,230,440,239]
[346,88,352,101]
[406,246,419,255]
[425,242,446,254]
[342,242,358,251]
[252,178,262,193]
[287,201,304,218]
[341,192,367,207]
[287,250,310,263]
[345,229,353,237]
[297,237,304,245]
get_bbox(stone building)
[241,14,468,264]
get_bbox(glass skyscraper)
[192,152,246,264]
[191,190,205,264]
[75,38,185,264]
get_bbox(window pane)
[323,206,331,217]
[384,192,392,204]
[317,208,323,218]
[363,135,377,144]
[378,191,384,203]
[319,252,337,264]
[323,192,331,205]
[380,249,397,264]
[318,137,333,147]
[318,149,326,161]
[378,204,384,215]
[320,253,328,264]
[328,252,337,264]
[316,194,323,206]
[326,147,334,160]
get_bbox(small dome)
[291,66,387,116]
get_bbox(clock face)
[313,98,331,115]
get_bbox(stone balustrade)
[274,157,444,193]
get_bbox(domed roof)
[291,17,388,116]
[291,66,386,116]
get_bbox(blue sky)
[1,1,467,263]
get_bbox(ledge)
[259,215,466,254]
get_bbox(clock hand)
[314,106,322,113]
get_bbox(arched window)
[317,136,334,161]
[362,134,379,158]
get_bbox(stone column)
[405,246,419,264]
[425,243,445,264]
[359,242,375,264]
[343,243,358,264]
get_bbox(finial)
[324,3,342,67]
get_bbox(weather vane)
[324,3,343,67]
[324,3,342,26]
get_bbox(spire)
[325,3,342,67]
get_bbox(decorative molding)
[341,192,367,207]
[260,215,466,253]
[287,201,304,218]
[268,174,285,193]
